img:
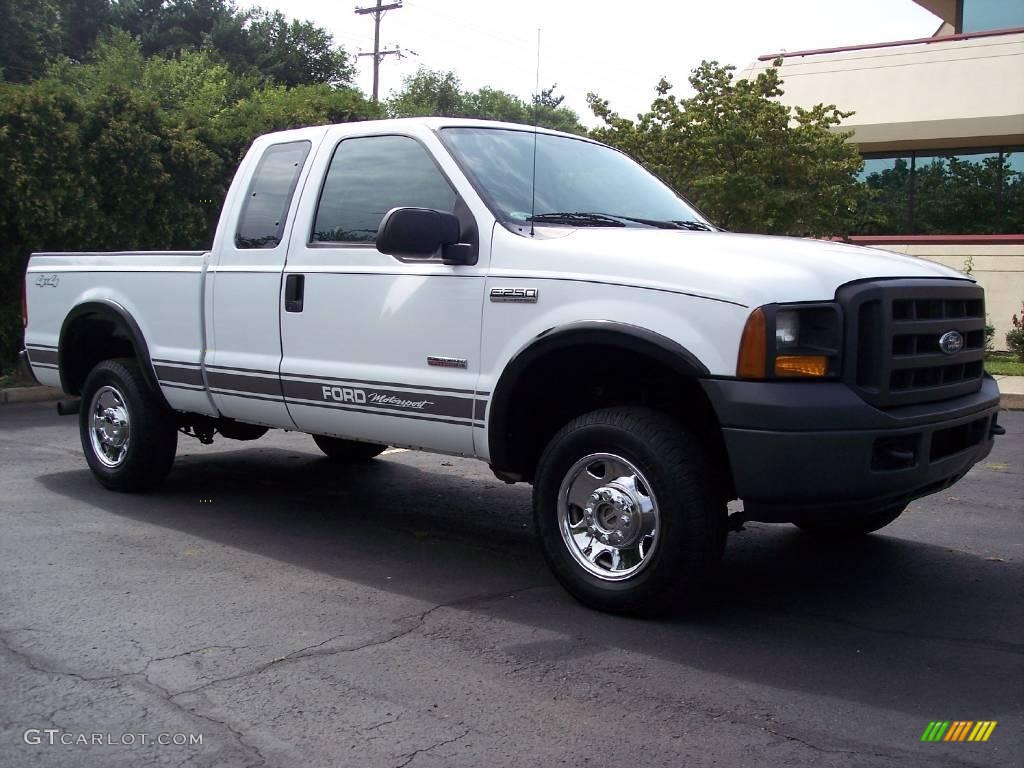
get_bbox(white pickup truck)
[22,118,1003,614]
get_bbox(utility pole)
[355,0,405,102]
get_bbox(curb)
[1001,393,1024,411]
[0,386,64,405]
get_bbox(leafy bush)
[1008,302,1024,362]
[0,36,376,368]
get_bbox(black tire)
[794,505,905,536]
[312,435,387,462]
[533,407,727,616]
[79,358,177,492]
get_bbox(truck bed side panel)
[24,252,216,415]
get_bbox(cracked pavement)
[1,402,1021,767]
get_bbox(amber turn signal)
[736,308,767,378]
[775,355,829,377]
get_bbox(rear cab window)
[235,141,312,249]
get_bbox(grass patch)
[0,364,34,389]
[985,353,1024,376]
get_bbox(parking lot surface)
[1,402,1021,767]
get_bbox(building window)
[857,156,913,234]
[957,0,1024,33]
[853,147,1024,235]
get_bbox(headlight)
[737,303,842,379]
[775,311,800,350]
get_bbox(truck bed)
[24,251,210,412]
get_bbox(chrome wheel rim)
[89,385,131,468]
[557,453,660,581]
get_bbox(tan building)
[743,0,1024,349]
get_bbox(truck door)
[279,131,487,455]
[204,138,313,427]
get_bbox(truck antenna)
[530,28,541,237]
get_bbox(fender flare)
[58,299,164,400]
[487,321,709,472]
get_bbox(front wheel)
[794,505,905,536]
[533,407,726,616]
[79,358,178,492]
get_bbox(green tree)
[242,10,352,87]
[58,0,114,62]
[0,0,63,82]
[588,60,866,236]
[109,0,353,87]
[214,83,378,161]
[388,67,584,133]
[387,68,467,117]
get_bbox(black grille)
[839,279,986,408]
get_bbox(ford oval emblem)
[939,330,964,355]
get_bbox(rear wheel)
[533,407,726,616]
[794,505,905,536]
[312,435,387,462]
[79,358,177,492]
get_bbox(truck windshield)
[441,127,712,230]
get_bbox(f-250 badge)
[490,287,538,303]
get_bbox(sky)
[263,0,942,124]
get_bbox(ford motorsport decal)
[320,386,432,411]
[153,362,486,426]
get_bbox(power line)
[354,0,409,102]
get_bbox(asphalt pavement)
[1,401,1021,768]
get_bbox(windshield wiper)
[527,211,713,231]
[526,212,627,227]
[670,219,714,231]
[606,214,714,231]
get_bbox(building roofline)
[831,234,1024,245]
[757,25,1024,62]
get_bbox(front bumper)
[702,376,1002,521]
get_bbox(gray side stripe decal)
[207,371,283,397]
[161,382,206,392]
[286,397,484,427]
[154,364,204,386]
[282,379,475,420]
[209,388,284,403]
[152,361,490,424]
[26,347,59,365]
[155,361,480,397]
[280,372,476,395]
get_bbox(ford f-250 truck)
[22,118,1003,614]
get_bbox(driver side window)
[311,135,457,244]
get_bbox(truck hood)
[535,228,968,307]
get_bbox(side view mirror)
[376,207,473,264]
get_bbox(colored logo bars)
[921,721,997,742]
